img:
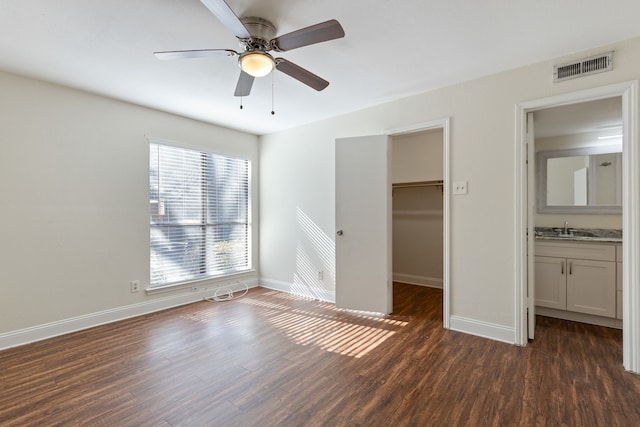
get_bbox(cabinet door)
[566,259,616,318]
[535,256,566,310]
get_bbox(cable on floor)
[205,281,249,302]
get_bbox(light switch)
[453,181,468,195]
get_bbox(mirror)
[537,144,622,214]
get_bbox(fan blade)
[275,58,329,91]
[200,0,251,39]
[234,71,255,97]
[154,49,237,60]
[272,19,345,52]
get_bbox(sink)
[539,229,599,238]
[535,229,573,238]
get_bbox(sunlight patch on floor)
[180,310,214,324]
[239,296,407,358]
[267,311,399,358]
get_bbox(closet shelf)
[393,209,443,217]
[392,180,443,189]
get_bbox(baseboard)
[260,278,335,302]
[0,279,259,351]
[449,315,515,344]
[3,279,515,351]
[393,273,443,289]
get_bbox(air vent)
[554,51,613,82]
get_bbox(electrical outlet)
[317,271,324,280]
[453,181,468,195]
[130,280,140,293]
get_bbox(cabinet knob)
[336,229,344,236]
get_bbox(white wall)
[393,187,444,287]
[391,129,443,183]
[258,122,336,299]
[0,70,259,341]
[260,36,640,340]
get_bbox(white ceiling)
[2,0,640,135]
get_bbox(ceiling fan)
[154,0,345,97]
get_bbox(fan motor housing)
[239,17,276,51]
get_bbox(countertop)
[534,227,622,243]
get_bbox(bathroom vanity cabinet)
[535,240,620,322]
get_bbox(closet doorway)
[391,128,445,314]
[335,119,450,325]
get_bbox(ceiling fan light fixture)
[239,52,275,77]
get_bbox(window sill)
[144,270,256,295]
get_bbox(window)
[149,142,250,287]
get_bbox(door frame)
[385,117,451,328]
[515,81,640,372]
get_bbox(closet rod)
[392,180,443,189]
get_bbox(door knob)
[336,229,343,236]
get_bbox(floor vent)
[554,51,613,82]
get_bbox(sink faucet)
[563,220,569,235]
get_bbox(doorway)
[391,129,444,312]
[334,118,451,328]
[386,118,451,327]
[515,81,640,372]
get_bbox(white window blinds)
[149,142,250,287]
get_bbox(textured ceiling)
[1,0,640,135]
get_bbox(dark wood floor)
[2,283,640,426]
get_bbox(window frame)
[148,139,252,290]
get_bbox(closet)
[391,129,443,288]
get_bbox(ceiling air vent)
[554,51,613,82]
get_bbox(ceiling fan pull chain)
[271,71,275,115]
[240,96,243,110]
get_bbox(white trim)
[622,81,640,373]
[260,278,335,302]
[385,117,451,329]
[449,315,516,344]
[514,105,528,346]
[393,273,443,289]
[386,121,442,136]
[0,280,259,351]
[145,270,257,295]
[515,81,639,372]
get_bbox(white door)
[527,112,536,339]
[335,135,392,314]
